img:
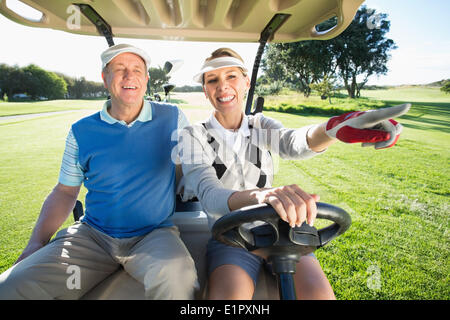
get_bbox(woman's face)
[203,66,250,117]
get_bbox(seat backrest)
[73,200,84,222]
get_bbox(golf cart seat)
[76,198,278,300]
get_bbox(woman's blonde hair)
[202,47,248,84]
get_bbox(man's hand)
[14,183,80,265]
[325,103,410,149]
[251,185,319,228]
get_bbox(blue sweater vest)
[71,102,179,238]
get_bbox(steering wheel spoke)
[213,202,351,256]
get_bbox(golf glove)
[325,103,410,149]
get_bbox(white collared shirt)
[179,112,323,229]
[99,99,153,127]
[208,112,250,160]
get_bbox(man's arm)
[15,183,81,264]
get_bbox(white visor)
[101,43,151,71]
[193,56,248,84]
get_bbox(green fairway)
[266,87,449,299]
[0,90,448,299]
[0,99,104,117]
[269,110,449,299]
[360,86,450,103]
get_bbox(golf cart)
[0,0,363,300]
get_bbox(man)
[0,44,198,299]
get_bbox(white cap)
[101,43,151,71]
[193,56,248,84]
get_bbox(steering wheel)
[211,202,351,299]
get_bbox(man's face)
[102,52,149,107]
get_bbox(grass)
[264,86,449,299]
[263,92,387,116]
[270,111,449,299]
[0,87,448,299]
[263,86,450,116]
[0,99,104,117]
[0,112,90,270]
[360,86,450,103]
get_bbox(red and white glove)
[325,103,410,149]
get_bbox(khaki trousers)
[0,222,198,299]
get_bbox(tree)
[59,76,107,99]
[0,64,12,98]
[330,6,396,98]
[71,77,88,99]
[309,75,336,103]
[261,6,396,99]
[441,80,450,94]
[1,63,107,100]
[262,40,335,97]
[56,72,75,98]
[22,64,67,100]
[148,67,170,94]
[0,64,27,99]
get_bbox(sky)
[0,0,449,87]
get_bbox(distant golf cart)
[0,0,364,299]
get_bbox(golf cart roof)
[0,0,364,43]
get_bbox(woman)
[179,48,407,299]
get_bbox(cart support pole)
[76,4,115,47]
[245,13,290,115]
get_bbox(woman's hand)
[325,103,410,149]
[250,185,320,228]
[306,103,410,152]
